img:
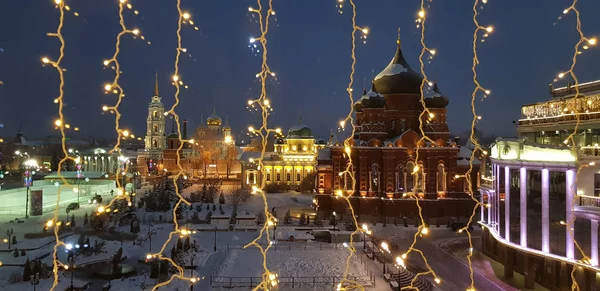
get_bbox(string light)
[240,1,284,290]
[150,0,198,289]
[43,1,70,289]
[402,0,442,287]
[556,1,598,288]
[331,0,370,290]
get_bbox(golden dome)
[207,108,222,126]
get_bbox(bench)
[390,281,399,291]
[383,274,391,282]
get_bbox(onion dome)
[207,108,222,126]
[353,87,368,112]
[373,36,423,95]
[362,82,386,108]
[424,82,449,108]
[288,116,313,138]
[223,116,231,130]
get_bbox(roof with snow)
[275,229,315,241]
[317,148,331,161]
[457,147,480,166]
[373,39,423,95]
[236,214,256,219]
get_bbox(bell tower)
[144,72,167,150]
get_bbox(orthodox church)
[316,35,478,199]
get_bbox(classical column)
[541,168,550,253]
[591,220,598,266]
[505,166,510,241]
[520,167,527,247]
[566,169,575,259]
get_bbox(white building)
[479,138,599,289]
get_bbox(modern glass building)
[480,81,600,290]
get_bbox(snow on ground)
[1,275,90,290]
[0,180,116,215]
[217,245,369,278]
[370,224,418,242]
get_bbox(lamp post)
[213,225,217,252]
[67,250,75,290]
[361,224,371,250]
[75,157,82,204]
[30,272,39,291]
[23,159,37,219]
[381,242,390,274]
[148,220,153,253]
[189,255,195,291]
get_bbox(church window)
[391,119,396,131]
[153,111,158,118]
[249,173,255,184]
[153,140,157,148]
[406,162,415,192]
[436,164,446,193]
[401,119,406,132]
[395,165,404,192]
[370,163,380,194]
[153,125,158,133]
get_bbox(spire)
[432,81,441,94]
[396,27,401,45]
[154,71,159,96]
[371,80,378,93]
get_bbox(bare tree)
[226,185,251,211]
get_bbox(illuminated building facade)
[240,122,325,189]
[316,36,477,199]
[193,110,240,178]
[143,73,167,153]
[480,80,600,290]
[138,74,167,178]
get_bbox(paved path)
[194,250,225,290]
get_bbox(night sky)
[0,0,599,142]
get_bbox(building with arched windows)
[316,35,478,201]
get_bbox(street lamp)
[213,225,217,252]
[75,157,82,204]
[67,250,75,290]
[23,159,37,219]
[381,242,390,274]
[361,224,371,250]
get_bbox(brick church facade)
[317,36,479,202]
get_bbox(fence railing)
[212,243,375,288]
[210,275,375,288]
[579,195,600,208]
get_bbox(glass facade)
[499,166,505,238]
[509,168,521,245]
[527,170,542,251]
[549,171,566,257]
